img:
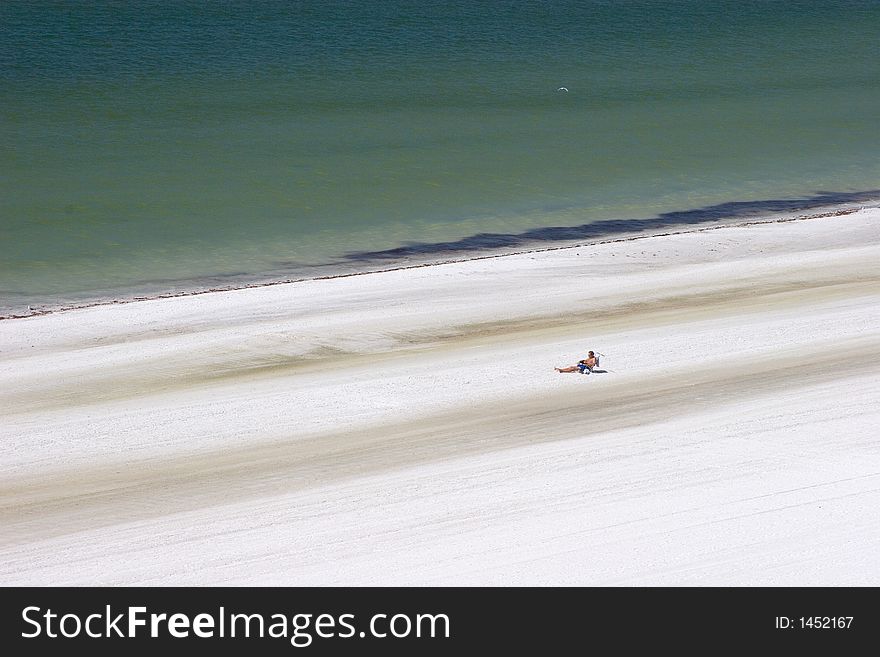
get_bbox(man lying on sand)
[555,351,597,374]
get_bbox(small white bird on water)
[557,86,569,92]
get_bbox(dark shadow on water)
[341,190,880,263]
[6,190,879,320]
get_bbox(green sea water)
[2,1,879,315]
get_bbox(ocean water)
[2,0,879,315]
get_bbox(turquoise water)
[2,1,879,315]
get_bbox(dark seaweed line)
[1,197,874,322]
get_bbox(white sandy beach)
[1,207,879,586]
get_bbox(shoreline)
[2,199,874,321]
[2,205,879,585]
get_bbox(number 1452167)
[775,617,853,629]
